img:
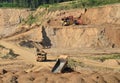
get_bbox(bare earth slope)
[0,4,120,83]
[2,3,120,48]
[0,9,30,38]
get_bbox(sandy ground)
[0,3,120,83]
[0,40,119,83]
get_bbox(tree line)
[0,0,72,8]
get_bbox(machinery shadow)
[41,26,52,48]
[43,59,56,62]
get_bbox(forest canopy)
[0,0,120,9]
[0,0,72,8]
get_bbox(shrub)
[89,54,120,62]
[1,49,19,59]
[67,58,85,69]
[26,14,36,25]
[0,45,19,59]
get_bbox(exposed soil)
[0,40,119,83]
[0,3,120,83]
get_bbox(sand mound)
[103,59,119,66]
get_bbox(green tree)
[49,0,54,4]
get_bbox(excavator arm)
[31,41,47,62]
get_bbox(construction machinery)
[20,40,70,73]
[52,55,68,73]
[61,14,83,26]
[31,41,47,62]
[62,16,74,26]
[28,41,69,73]
[32,41,69,73]
[62,8,87,26]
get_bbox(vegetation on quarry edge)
[0,0,120,9]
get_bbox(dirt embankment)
[2,4,120,49]
[0,8,31,37]
[41,4,120,48]
[43,25,120,48]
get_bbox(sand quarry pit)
[0,3,120,83]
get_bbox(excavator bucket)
[52,55,68,73]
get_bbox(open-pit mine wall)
[1,4,120,49]
[0,9,30,37]
[42,4,120,48]
[43,25,120,48]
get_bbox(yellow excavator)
[31,41,47,62]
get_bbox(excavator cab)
[62,16,74,26]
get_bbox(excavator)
[62,8,87,26]
[31,41,68,73]
[31,41,47,62]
